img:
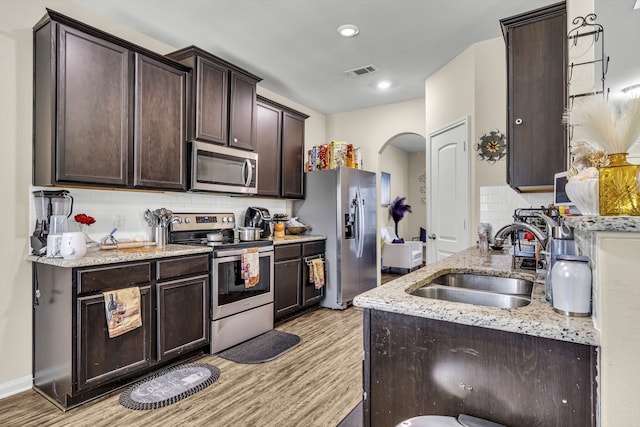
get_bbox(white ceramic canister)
[551,255,592,316]
[60,231,87,260]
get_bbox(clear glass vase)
[598,153,640,216]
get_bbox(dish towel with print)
[311,258,325,289]
[103,287,142,338]
[242,247,260,288]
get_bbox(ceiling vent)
[343,64,378,78]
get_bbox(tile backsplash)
[479,185,553,239]
[30,187,288,243]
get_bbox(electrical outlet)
[113,215,125,229]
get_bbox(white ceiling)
[72,0,560,115]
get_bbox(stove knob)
[184,218,191,224]
[227,216,235,224]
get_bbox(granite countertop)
[27,236,327,266]
[27,244,212,268]
[271,235,326,245]
[564,215,640,232]
[353,247,599,346]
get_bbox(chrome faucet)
[493,221,548,247]
[494,216,549,271]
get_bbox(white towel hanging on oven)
[242,247,260,288]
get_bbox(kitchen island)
[354,247,598,427]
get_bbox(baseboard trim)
[0,375,32,399]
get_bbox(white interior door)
[427,118,469,263]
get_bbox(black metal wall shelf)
[567,14,608,110]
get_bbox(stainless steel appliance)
[292,168,377,309]
[169,212,274,353]
[244,206,272,238]
[190,141,258,194]
[31,190,74,255]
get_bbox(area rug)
[217,330,301,364]
[119,363,220,410]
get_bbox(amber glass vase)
[599,153,640,216]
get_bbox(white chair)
[380,226,423,273]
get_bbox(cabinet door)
[228,71,257,151]
[302,259,324,306]
[57,24,130,186]
[76,285,153,391]
[504,5,567,191]
[281,111,306,198]
[365,309,597,427]
[157,275,209,361]
[133,54,187,190]
[274,259,302,319]
[195,57,228,145]
[256,100,282,196]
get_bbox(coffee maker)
[244,207,272,239]
[31,190,74,255]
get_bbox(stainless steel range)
[169,212,274,353]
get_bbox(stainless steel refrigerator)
[292,167,377,309]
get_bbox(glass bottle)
[107,293,117,313]
[598,153,640,216]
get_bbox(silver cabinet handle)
[515,118,523,125]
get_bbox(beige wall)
[378,145,409,238]
[425,37,508,244]
[407,152,427,240]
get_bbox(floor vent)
[342,64,378,78]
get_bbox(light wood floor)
[0,307,363,427]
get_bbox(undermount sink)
[410,273,533,309]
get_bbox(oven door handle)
[214,247,273,258]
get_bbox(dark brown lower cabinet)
[274,240,325,322]
[77,286,153,391]
[157,276,209,361]
[363,309,597,427]
[33,254,210,409]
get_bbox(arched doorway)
[378,132,427,242]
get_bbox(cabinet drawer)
[302,240,325,257]
[156,254,209,281]
[77,262,152,294]
[275,243,301,261]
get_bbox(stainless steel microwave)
[190,141,258,194]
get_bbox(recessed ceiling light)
[377,81,392,90]
[337,24,359,38]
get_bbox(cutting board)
[100,241,157,250]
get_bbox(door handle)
[428,233,436,240]
[515,118,523,125]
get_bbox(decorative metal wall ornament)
[476,130,507,164]
[418,173,426,205]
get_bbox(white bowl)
[565,179,599,215]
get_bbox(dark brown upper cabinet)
[167,46,262,151]
[33,9,188,191]
[256,96,308,198]
[501,3,567,192]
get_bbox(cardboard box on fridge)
[316,144,329,170]
[329,141,348,169]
